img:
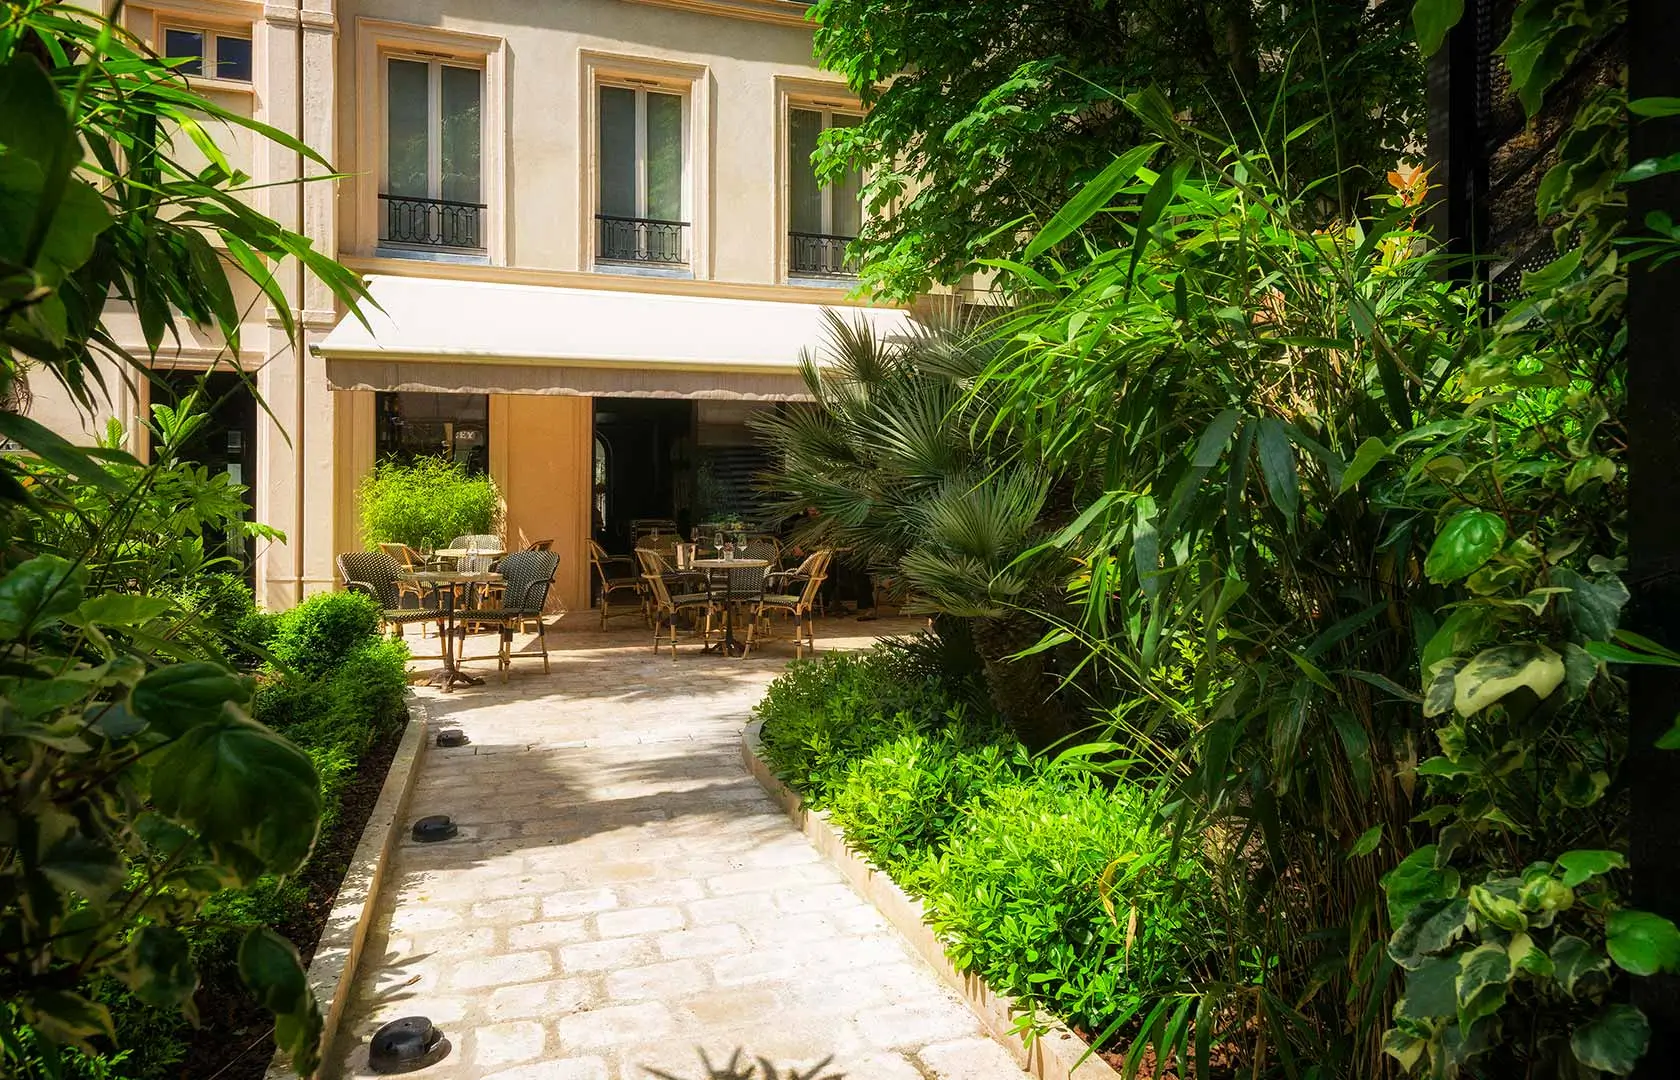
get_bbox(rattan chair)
[642,567,716,659]
[464,550,560,680]
[525,538,554,551]
[589,538,644,628]
[376,542,429,609]
[766,549,830,617]
[336,551,444,658]
[745,548,832,659]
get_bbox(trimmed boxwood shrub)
[755,633,1219,1050]
[267,590,382,679]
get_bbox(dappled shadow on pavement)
[329,612,1026,1080]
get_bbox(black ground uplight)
[436,729,469,747]
[368,1016,450,1073]
[410,815,458,842]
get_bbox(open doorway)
[590,397,779,554]
[150,370,258,581]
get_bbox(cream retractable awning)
[316,274,917,401]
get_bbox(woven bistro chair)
[525,538,554,551]
[641,565,716,659]
[465,550,560,681]
[589,538,644,628]
[766,549,829,618]
[745,548,832,659]
[376,542,429,609]
[336,552,445,658]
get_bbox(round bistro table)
[688,558,770,657]
[409,570,503,691]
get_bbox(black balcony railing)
[596,214,689,265]
[380,193,486,250]
[788,231,857,277]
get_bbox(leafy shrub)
[268,590,383,679]
[358,456,501,550]
[754,636,1006,803]
[827,732,1023,885]
[924,769,1216,1039]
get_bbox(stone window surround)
[139,0,261,94]
[579,50,712,279]
[352,18,510,266]
[772,76,864,285]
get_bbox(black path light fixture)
[368,1016,450,1073]
[410,815,458,843]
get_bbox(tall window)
[383,58,484,251]
[375,393,489,474]
[788,107,861,278]
[162,26,253,82]
[597,84,688,266]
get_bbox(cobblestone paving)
[334,615,1028,1080]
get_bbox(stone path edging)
[740,719,1120,1080]
[268,694,430,1080]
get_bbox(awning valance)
[315,274,915,401]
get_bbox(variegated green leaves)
[0,554,323,1072]
[1383,849,1678,1077]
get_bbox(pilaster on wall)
[252,0,341,608]
[254,1,305,609]
[299,0,339,598]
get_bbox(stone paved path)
[335,616,1029,1080]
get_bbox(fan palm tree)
[752,308,1084,751]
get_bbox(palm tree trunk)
[970,612,1082,753]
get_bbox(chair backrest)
[748,535,783,570]
[787,549,825,579]
[337,551,404,609]
[448,533,500,573]
[525,538,554,552]
[378,542,421,572]
[797,550,834,608]
[729,540,776,601]
[497,550,560,614]
[641,570,676,610]
[634,547,671,578]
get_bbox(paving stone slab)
[328,618,1025,1080]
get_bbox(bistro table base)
[426,666,484,690]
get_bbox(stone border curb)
[740,720,1120,1080]
[267,693,430,1080]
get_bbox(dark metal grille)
[380,194,486,250]
[596,214,688,265]
[788,231,857,277]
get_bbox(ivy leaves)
[1381,851,1680,1077]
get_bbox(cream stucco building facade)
[35,0,920,612]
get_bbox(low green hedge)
[754,636,1216,1043]
[76,590,411,1080]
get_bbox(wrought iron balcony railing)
[788,231,858,277]
[379,193,487,250]
[596,214,689,266]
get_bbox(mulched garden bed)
[177,718,408,1080]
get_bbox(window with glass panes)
[383,57,484,251]
[596,84,688,265]
[787,107,861,277]
[161,26,253,82]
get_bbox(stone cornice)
[618,0,811,29]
